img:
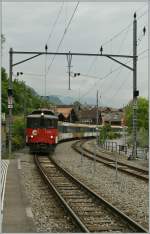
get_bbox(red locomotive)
[26,109,58,153]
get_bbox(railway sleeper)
[57,187,80,191]
[88,225,127,232]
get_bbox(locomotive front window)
[27,118,40,128]
[27,117,57,128]
[44,119,58,128]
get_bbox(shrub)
[12,116,25,150]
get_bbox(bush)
[127,127,148,148]
[107,132,121,139]
[12,116,25,150]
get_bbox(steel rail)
[81,141,149,177]
[72,141,148,181]
[34,154,148,233]
[34,154,89,233]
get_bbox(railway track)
[34,154,147,233]
[72,140,148,181]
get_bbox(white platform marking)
[26,207,33,218]
[17,159,21,170]
[1,160,9,213]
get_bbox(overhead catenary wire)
[78,11,148,104]
[138,48,148,56]
[77,58,132,101]
[84,5,148,77]
[107,70,131,102]
[46,2,64,45]
[102,8,148,47]
[77,47,148,103]
[105,53,148,103]
[46,2,80,75]
[45,4,147,105]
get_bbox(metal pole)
[8,48,13,157]
[96,90,99,144]
[115,153,118,181]
[132,13,138,159]
[24,81,26,142]
[66,51,72,90]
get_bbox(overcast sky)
[2,1,148,108]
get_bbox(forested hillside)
[2,67,52,115]
[1,67,53,152]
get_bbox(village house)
[78,107,102,125]
[100,108,124,126]
[53,104,124,126]
[55,105,78,123]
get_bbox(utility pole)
[96,90,99,144]
[132,13,139,159]
[44,44,48,97]
[66,51,72,90]
[8,48,13,157]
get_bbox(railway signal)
[74,73,80,77]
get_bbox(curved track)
[34,154,147,233]
[72,140,148,181]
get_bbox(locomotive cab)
[26,109,58,153]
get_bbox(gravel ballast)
[19,151,80,232]
[53,141,149,229]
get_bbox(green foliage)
[1,67,54,150]
[125,97,148,148]
[99,124,110,144]
[99,124,121,144]
[1,68,9,113]
[107,131,121,140]
[137,127,149,147]
[12,116,25,150]
[1,67,53,115]
[124,97,148,132]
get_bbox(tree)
[73,101,82,112]
[12,116,26,150]
[1,68,55,150]
[124,97,148,148]
[1,67,9,113]
[99,124,111,144]
[124,97,148,132]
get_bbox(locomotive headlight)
[31,135,34,138]
[50,135,54,139]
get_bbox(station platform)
[2,157,35,233]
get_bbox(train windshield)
[27,117,57,128]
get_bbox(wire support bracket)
[66,51,72,90]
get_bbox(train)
[26,109,123,153]
[26,109,58,153]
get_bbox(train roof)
[27,114,58,120]
[58,121,96,128]
[58,122,125,129]
[31,109,55,115]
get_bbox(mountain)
[58,95,75,105]
[45,95,77,105]
[45,95,63,105]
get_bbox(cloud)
[2,2,148,107]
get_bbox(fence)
[100,140,148,160]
